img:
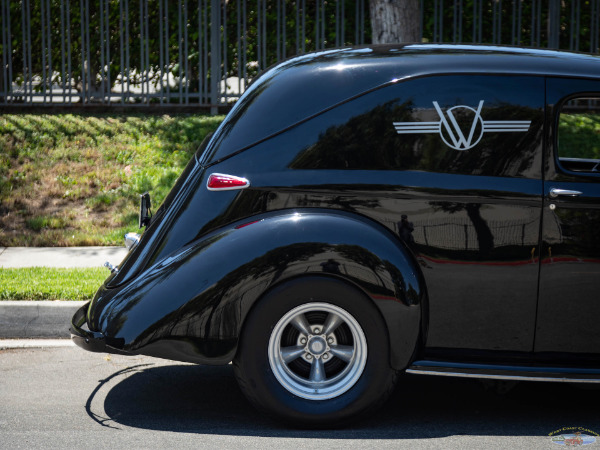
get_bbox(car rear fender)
[89,209,424,369]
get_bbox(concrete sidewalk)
[0,246,129,340]
[0,246,128,268]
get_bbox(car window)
[557,97,600,173]
[287,74,544,178]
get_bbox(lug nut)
[306,354,313,360]
[323,354,329,360]
[300,338,307,344]
[314,328,320,334]
[327,337,334,344]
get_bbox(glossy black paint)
[536,77,600,357]
[210,71,545,352]
[76,44,600,374]
[88,210,422,368]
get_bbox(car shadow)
[99,363,600,438]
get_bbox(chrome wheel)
[268,302,367,400]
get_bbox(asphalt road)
[1,346,598,449]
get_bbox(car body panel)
[72,44,600,379]
[536,77,600,357]
[211,72,545,352]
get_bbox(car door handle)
[549,188,583,198]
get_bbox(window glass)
[286,75,544,178]
[558,98,600,173]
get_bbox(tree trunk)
[0,52,4,102]
[369,0,421,44]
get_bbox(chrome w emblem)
[393,100,531,151]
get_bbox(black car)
[71,44,600,426]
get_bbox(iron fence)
[0,0,599,111]
[424,0,600,51]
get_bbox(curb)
[0,339,74,349]
[0,301,86,339]
[0,246,127,340]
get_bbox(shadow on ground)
[99,363,600,438]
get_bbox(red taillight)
[206,173,250,191]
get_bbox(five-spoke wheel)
[268,302,367,400]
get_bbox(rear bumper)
[70,302,129,355]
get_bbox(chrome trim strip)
[406,368,600,383]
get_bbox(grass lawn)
[0,113,224,246]
[0,267,108,300]
[559,112,600,160]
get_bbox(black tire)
[233,276,398,427]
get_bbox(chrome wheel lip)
[268,302,368,401]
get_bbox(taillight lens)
[206,173,250,191]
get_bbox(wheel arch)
[237,272,412,370]
[229,209,425,370]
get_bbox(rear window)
[557,97,600,173]
[202,49,412,165]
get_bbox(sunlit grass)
[0,113,224,246]
[0,267,108,300]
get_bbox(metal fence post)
[548,0,560,49]
[210,0,220,114]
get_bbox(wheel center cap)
[308,336,326,355]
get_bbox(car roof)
[289,44,600,80]
[204,44,600,165]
